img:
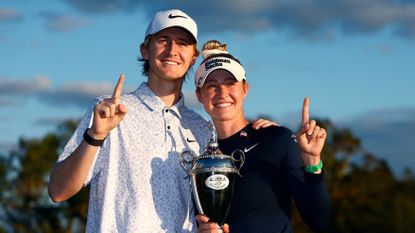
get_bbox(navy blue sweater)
[218,123,330,233]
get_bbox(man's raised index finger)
[302,97,310,125]
[112,74,125,99]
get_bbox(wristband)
[83,128,106,147]
[304,160,323,173]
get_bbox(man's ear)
[190,46,198,66]
[190,55,197,66]
[140,43,148,60]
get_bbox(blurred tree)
[290,118,415,233]
[0,119,88,233]
[1,117,414,232]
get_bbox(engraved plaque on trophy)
[181,122,245,230]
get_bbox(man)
[48,9,210,232]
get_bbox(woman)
[194,40,330,233]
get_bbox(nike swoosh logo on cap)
[168,14,187,19]
[244,143,259,153]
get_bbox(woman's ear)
[243,82,249,98]
[195,89,202,103]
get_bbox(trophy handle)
[180,150,197,176]
[230,149,245,176]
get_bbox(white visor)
[195,56,246,88]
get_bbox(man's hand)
[296,97,326,168]
[90,74,128,139]
[252,118,278,129]
[196,215,230,233]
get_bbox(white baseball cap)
[145,9,198,43]
[195,55,247,88]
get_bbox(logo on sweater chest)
[243,142,259,153]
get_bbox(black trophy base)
[195,172,236,226]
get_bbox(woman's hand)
[196,214,230,233]
[296,97,326,171]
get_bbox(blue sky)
[1,0,414,175]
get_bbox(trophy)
[181,122,245,231]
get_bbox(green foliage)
[1,117,415,232]
[0,119,88,233]
[291,118,415,233]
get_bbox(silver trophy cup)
[180,122,245,230]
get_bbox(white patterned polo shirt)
[58,82,210,233]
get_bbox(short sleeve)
[57,99,103,185]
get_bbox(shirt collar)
[133,82,185,119]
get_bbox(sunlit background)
[1,1,415,232]
[1,1,414,174]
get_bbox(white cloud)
[341,107,415,175]
[0,76,126,108]
[39,11,88,32]
[0,7,23,22]
[61,0,415,38]
[0,76,51,95]
[38,82,115,107]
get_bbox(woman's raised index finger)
[302,97,310,125]
[112,74,125,99]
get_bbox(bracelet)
[304,160,323,173]
[83,128,106,147]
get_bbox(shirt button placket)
[164,108,171,131]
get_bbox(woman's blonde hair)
[200,39,242,65]
[202,40,227,53]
